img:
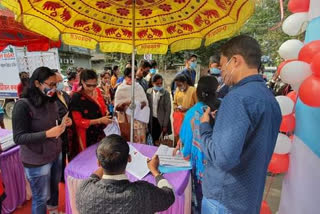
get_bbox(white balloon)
[282,12,309,36]
[278,40,304,60]
[280,61,312,85]
[274,133,292,154]
[276,96,295,116]
[291,82,302,93]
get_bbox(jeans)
[191,170,203,214]
[24,153,62,214]
[202,197,226,214]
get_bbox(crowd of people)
[0,35,284,214]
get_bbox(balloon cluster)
[277,0,320,107]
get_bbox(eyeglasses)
[42,81,57,88]
[85,83,98,88]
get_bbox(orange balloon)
[287,91,298,103]
[310,52,320,78]
[299,75,320,107]
[268,153,290,174]
[280,114,296,132]
[298,41,320,63]
[260,201,272,214]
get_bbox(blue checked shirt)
[200,75,282,213]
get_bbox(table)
[0,129,26,214]
[65,143,192,214]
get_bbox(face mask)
[153,86,163,91]
[42,86,56,97]
[210,68,221,75]
[190,62,197,70]
[56,82,64,91]
[222,58,235,85]
[150,69,157,75]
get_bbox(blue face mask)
[153,86,163,91]
[210,68,221,75]
[190,62,197,70]
[56,82,64,91]
[150,68,157,75]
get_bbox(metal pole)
[130,0,136,143]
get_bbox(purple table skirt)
[0,129,26,214]
[65,143,191,214]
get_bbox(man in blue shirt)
[199,35,282,214]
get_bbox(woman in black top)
[12,67,72,214]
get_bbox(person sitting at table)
[114,67,149,143]
[70,69,112,158]
[12,67,72,214]
[173,76,220,213]
[76,134,175,214]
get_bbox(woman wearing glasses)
[70,69,112,156]
[12,67,72,214]
[114,67,149,143]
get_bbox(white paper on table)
[0,133,15,151]
[126,144,150,179]
[125,102,150,124]
[155,145,191,168]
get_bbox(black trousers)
[152,117,162,142]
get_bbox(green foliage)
[240,0,304,65]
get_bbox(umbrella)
[0,8,61,52]
[1,0,254,142]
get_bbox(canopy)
[1,0,254,54]
[0,8,61,52]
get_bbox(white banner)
[0,45,20,98]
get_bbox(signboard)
[0,45,19,98]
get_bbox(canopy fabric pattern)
[1,0,254,54]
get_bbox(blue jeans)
[24,153,62,214]
[202,197,226,214]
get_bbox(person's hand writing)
[46,125,66,138]
[172,142,182,156]
[147,155,160,177]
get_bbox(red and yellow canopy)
[1,0,254,54]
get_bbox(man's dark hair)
[80,69,97,86]
[152,74,163,83]
[184,54,197,61]
[209,55,220,64]
[221,35,262,69]
[21,67,57,107]
[104,66,112,71]
[174,74,188,83]
[197,76,221,110]
[139,60,151,69]
[96,135,129,174]
[67,71,77,81]
[123,67,136,77]
[149,60,157,69]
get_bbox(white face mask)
[222,58,235,86]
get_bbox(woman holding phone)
[174,76,220,213]
[70,69,111,157]
[12,67,72,214]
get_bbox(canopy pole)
[130,0,136,143]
